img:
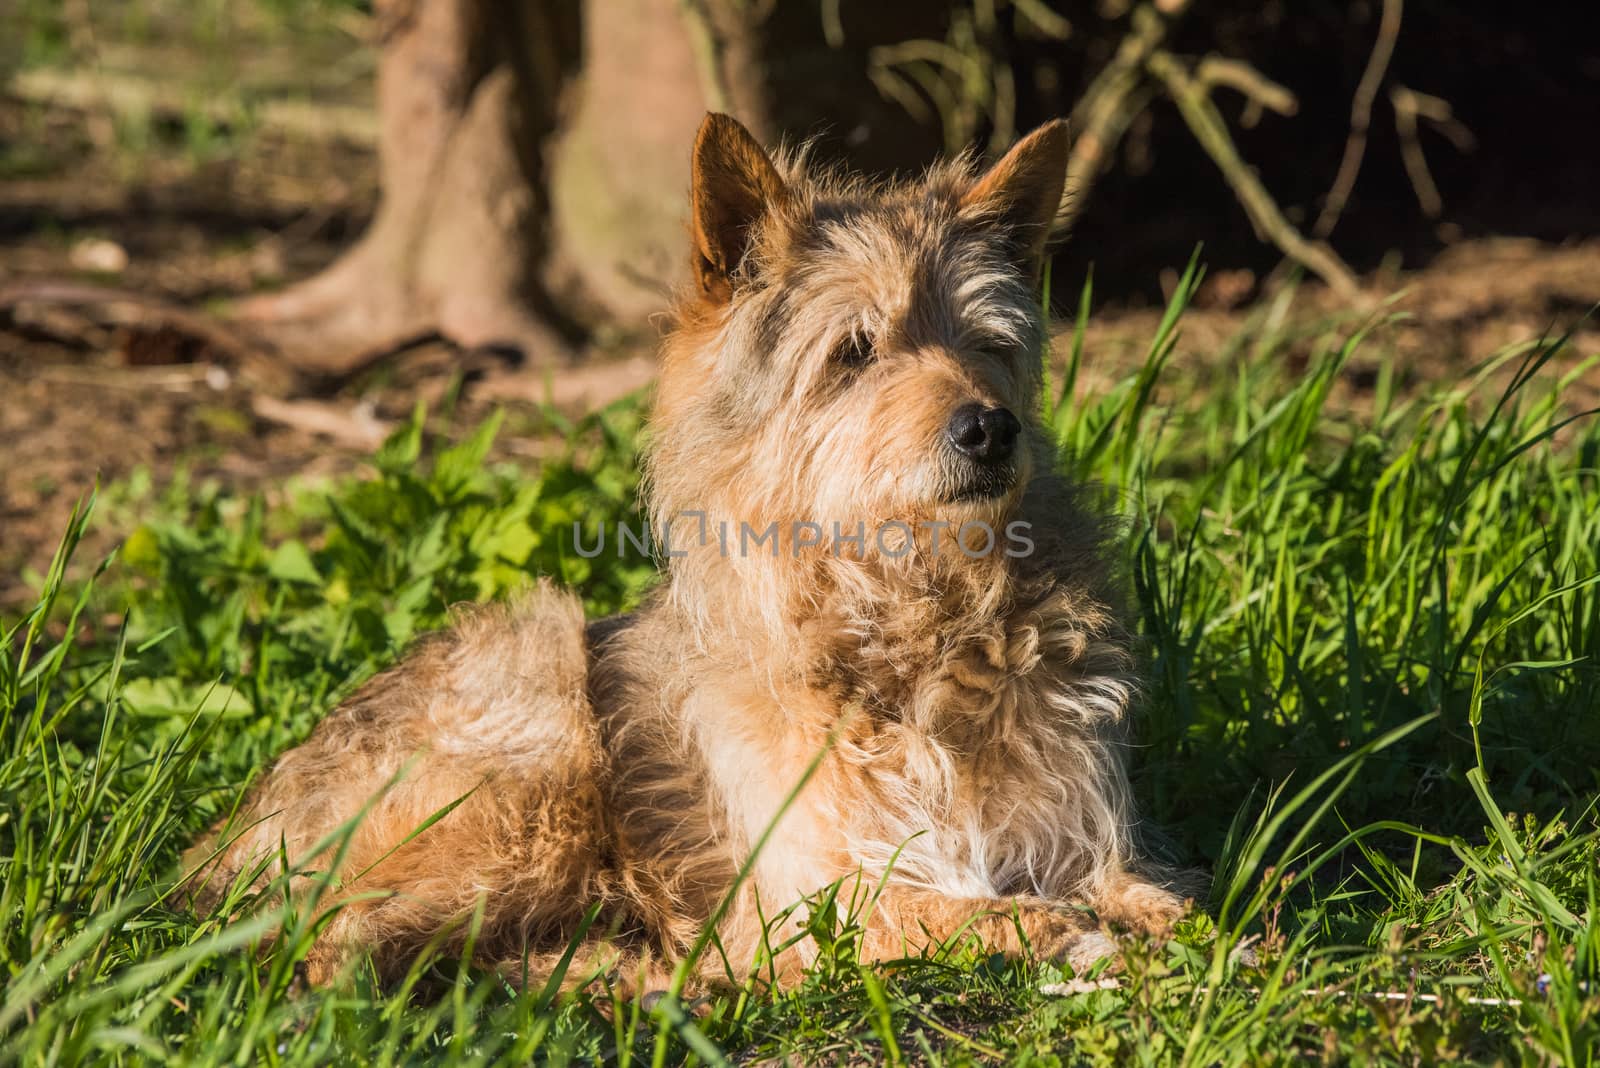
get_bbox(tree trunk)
[543,0,767,325]
[240,0,771,377]
[238,0,584,375]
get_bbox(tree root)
[0,281,295,390]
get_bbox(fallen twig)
[250,395,391,451]
[34,363,226,393]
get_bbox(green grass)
[4,277,1599,1065]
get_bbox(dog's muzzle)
[944,403,1022,502]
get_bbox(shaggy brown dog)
[185,114,1185,990]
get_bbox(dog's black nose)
[946,403,1021,464]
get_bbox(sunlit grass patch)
[3,280,1597,1065]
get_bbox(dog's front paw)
[1063,930,1120,976]
[1091,874,1189,936]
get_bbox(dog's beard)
[934,445,1031,513]
[943,463,1019,504]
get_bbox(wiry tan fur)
[185,114,1186,991]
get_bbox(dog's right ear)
[691,113,789,303]
[960,119,1070,281]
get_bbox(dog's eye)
[974,340,1018,364]
[831,333,874,371]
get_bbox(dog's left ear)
[691,113,791,303]
[960,119,1070,279]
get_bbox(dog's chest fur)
[818,577,1133,897]
[598,536,1138,913]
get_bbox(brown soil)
[2,98,1597,612]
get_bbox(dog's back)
[185,583,619,984]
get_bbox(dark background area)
[758,1,1600,299]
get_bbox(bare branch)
[1391,85,1475,219]
[1057,3,1181,233]
[1194,56,1298,127]
[1313,0,1403,238]
[1012,0,1073,41]
[1146,50,1362,299]
[820,0,845,48]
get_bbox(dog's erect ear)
[691,113,790,303]
[960,119,1071,278]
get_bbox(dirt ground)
[2,98,1598,611]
